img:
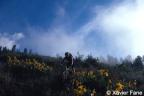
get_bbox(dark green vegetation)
[0,45,144,96]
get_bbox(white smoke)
[20,0,144,57]
[0,33,24,49]
[84,0,144,57]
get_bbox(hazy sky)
[0,0,144,57]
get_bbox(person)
[62,52,74,69]
[62,52,74,79]
[62,52,75,95]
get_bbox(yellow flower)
[99,69,109,77]
[115,82,124,91]
[74,84,87,96]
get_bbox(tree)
[0,46,1,53]
[133,56,143,70]
[29,49,32,54]
[107,55,119,65]
[24,48,28,54]
[75,52,84,67]
[84,55,99,67]
[12,45,16,52]
[2,47,8,53]
[122,55,133,67]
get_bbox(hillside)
[0,46,144,96]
